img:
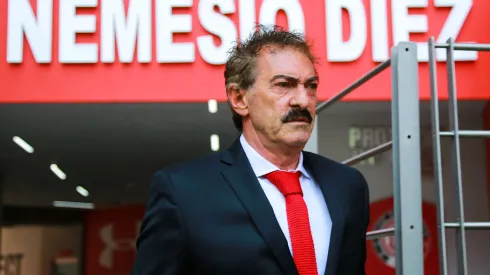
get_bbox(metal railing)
[315,42,424,275]
[428,37,490,275]
[316,37,490,274]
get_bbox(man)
[131,25,370,275]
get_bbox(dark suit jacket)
[131,139,370,275]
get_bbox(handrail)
[435,43,490,51]
[313,43,428,271]
[440,130,490,138]
[315,59,391,114]
[342,141,393,166]
[445,222,490,229]
[429,39,490,275]
[367,227,395,240]
[314,56,395,245]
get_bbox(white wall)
[316,102,490,275]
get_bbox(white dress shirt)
[240,135,332,275]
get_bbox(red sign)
[84,204,145,275]
[366,197,439,275]
[1,0,489,103]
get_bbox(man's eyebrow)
[269,75,319,83]
[270,74,298,82]
[306,76,319,83]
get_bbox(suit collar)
[220,139,298,275]
[221,139,345,275]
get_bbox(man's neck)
[242,131,302,171]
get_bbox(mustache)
[281,108,313,124]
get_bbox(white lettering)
[348,127,361,148]
[156,0,194,63]
[361,128,374,148]
[59,0,98,63]
[6,0,478,65]
[370,0,389,62]
[238,0,256,41]
[197,0,237,65]
[374,128,388,145]
[259,0,305,33]
[434,0,477,61]
[7,0,53,63]
[392,0,428,61]
[326,0,367,62]
[101,0,151,63]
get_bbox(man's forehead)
[256,48,317,78]
[256,46,311,61]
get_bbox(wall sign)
[366,197,440,275]
[85,204,145,275]
[349,126,392,165]
[349,126,435,175]
[1,0,489,103]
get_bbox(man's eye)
[277,82,290,88]
[309,83,318,89]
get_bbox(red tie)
[265,171,318,275]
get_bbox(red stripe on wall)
[1,0,490,103]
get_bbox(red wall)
[1,0,490,103]
[84,204,145,275]
[366,198,439,275]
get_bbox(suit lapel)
[220,140,298,275]
[303,153,346,275]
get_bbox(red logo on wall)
[366,197,439,275]
[85,204,146,275]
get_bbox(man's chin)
[283,133,311,147]
[285,121,311,127]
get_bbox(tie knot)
[265,170,302,196]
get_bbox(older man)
[131,25,370,275]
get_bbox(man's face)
[245,47,318,148]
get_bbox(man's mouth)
[289,117,309,123]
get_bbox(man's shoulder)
[157,151,224,176]
[303,151,360,174]
[148,151,230,197]
[303,151,367,186]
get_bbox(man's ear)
[226,83,249,117]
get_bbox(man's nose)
[290,85,310,108]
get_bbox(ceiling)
[0,102,239,208]
[0,100,486,208]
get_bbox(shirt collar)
[239,134,311,179]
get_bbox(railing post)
[445,37,469,275]
[391,42,424,275]
[428,36,449,275]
